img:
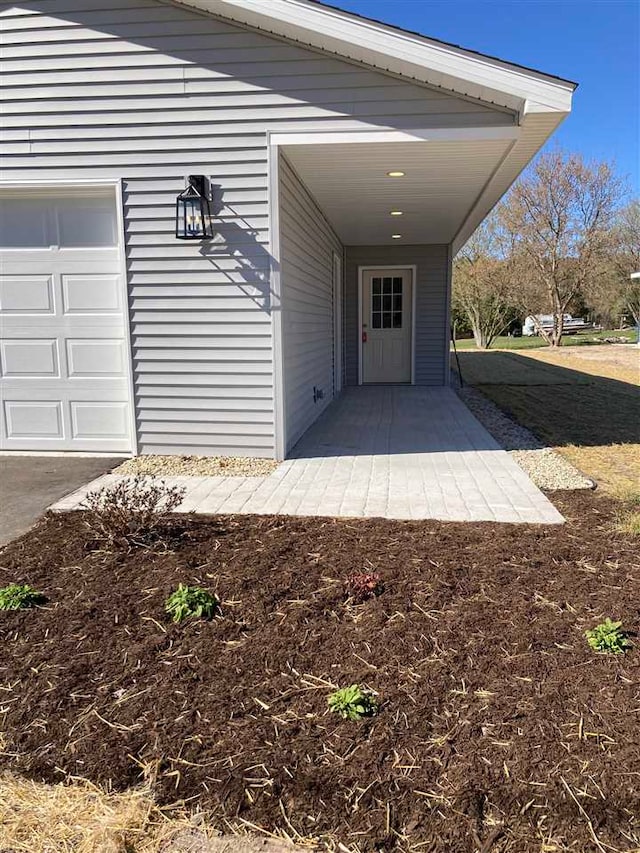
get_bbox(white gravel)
[113,454,278,478]
[455,382,594,491]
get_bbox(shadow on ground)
[455,351,640,448]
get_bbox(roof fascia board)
[176,0,574,114]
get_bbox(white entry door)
[0,188,134,452]
[361,267,413,384]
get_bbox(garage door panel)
[3,400,63,439]
[62,274,121,313]
[66,339,126,377]
[1,338,59,377]
[0,275,55,314]
[71,402,129,440]
[0,188,133,452]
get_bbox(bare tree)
[453,212,515,349]
[582,201,640,327]
[610,200,640,325]
[501,150,624,346]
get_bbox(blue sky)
[330,0,640,195]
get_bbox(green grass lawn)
[452,328,637,350]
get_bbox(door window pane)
[371,274,403,330]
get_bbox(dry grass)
[613,491,640,536]
[0,773,194,853]
[457,345,639,494]
[523,343,639,385]
[560,444,640,495]
[0,773,315,853]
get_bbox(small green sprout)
[165,583,219,623]
[328,684,379,721]
[585,618,632,655]
[0,583,46,611]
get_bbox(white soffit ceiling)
[282,138,513,245]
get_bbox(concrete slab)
[51,388,563,525]
[0,455,122,545]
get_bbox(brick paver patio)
[52,387,564,524]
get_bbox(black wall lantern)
[175,175,213,240]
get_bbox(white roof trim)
[269,126,520,147]
[174,0,576,114]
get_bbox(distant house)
[0,0,575,458]
[523,315,593,336]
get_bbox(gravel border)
[455,381,594,491]
[113,454,278,478]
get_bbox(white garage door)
[0,187,134,452]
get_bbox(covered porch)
[272,121,556,459]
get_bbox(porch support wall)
[278,154,344,455]
[344,244,450,387]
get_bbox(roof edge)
[173,0,576,113]
[307,0,578,91]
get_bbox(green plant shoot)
[165,583,219,623]
[0,583,46,611]
[328,684,379,721]
[585,618,631,654]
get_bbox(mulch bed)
[1,492,639,852]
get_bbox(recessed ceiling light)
[390,210,403,216]
[391,234,402,239]
[387,171,405,177]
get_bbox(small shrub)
[328,684,379,721]
[80,476,186,550]
[165,583,220,623]
[345,571,383,603]
[585,618,632,655]
[0,583,45,611]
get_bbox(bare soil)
[1,494,639,852]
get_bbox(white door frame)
[358,264,417,385]
[0,178,137,455]
[332,250,343,397]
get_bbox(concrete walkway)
[53,388,563,524]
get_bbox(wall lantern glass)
[175,175,213,240]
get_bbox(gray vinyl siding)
[279,155,343,453]
[1,0,504,456]
[344,245,450,387]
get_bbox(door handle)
[362,330,367,343]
